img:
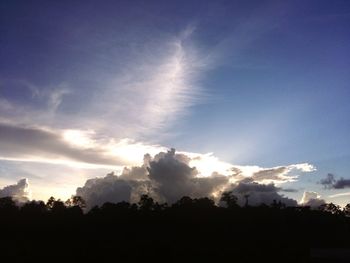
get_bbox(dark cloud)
[0,122,121,166]
[147,149,228,203]
[119,153,150,181]
[333,178,350,189]
[76,149,229,207]
[227,180,297,207]
[319,173,350,189]
[0,178,30,202]
[76,173,133,208]
[280,188,299,193]
[319,173,336,189]
[75,149,308,208]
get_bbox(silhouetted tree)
[0,193,349,262]
[271,200,285,209]
[319,203,342,215]
[193,197,215,209]
[343,203,350,217]
[138,194,155,211]
[220,191,239,208]
[51,199,66,214]
[21,200,47,215]
[173,196,194,209]
[65,195,86,209]
[46,196,56,209]
[244,194,250,207]
[0,197,18,214]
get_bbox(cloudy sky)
[1,0,350,206]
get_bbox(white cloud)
[300,191,325,208]
[47,87,71,113]
[0,178,31,203]
[88,28,206,138]
[329,192,350,198]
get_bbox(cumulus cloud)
[300,191,325,208]
[77,149,229,208]
[227,179,297,207]
[147,149,229,203]
[118,153,150,181]
[0,178,31,202]
[319,173,350,189]
[75,149,315,208]
[76,173,133,208]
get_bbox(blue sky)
[0,0,350,205]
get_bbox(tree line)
[1,192,350,262]
[1,190,350,216]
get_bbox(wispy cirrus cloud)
[85,26,206,139]
[0,26,206,140]
[329,192,350,198]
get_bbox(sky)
[0,0,350,207]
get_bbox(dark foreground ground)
[1,197,350,262]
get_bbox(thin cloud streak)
[89,27,206,138]
[329,192,350,198]
[0,122,315,182]
[0,27,207,141]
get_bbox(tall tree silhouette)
[138,194,155,211]
[220,191,239,208]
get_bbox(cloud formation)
[300,191,325,208]
[147,149,229,203]
[226,179,297,207]
[319,173,336,189]
[230,163,315,185]
[280,188,299,193]
[0,122,122,168]
[76,173,133,208]
[76,149,229,208]
[75,149,313,208]
[77,26,206,139]
[319,173,350,189]
[333,178,350,189]
[0,178,31,202]
[329,192,350,198]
